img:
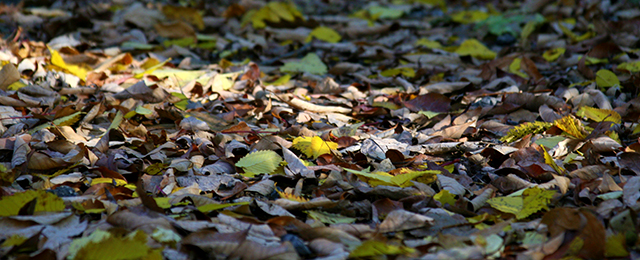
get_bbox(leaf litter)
[0,0,640,259]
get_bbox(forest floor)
[1,0,640,259]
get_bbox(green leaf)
[367,6,404,19]
[235,150,283,176]
[171,92,188,110]
[280,53,328,75]
[108,111,124,130]
[418,110,441,119]
[595,69,620,88]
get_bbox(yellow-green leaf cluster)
[235,150,283,177]
[0,190,65,216]
[292,136,338,159]
[501,121,553,143]
[487,187,555,219]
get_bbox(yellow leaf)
[434,189,456,206]
[133,58,172,79]
[455,39,496,60]
[7,81,27,91]
[197,201,250,213]
[451,10,490,24]
[91,178,127,186]
[518,187,555,219]
[1,234,27,247]
[487,187,555,219]
[154,197,172,209]
[541,146,567,175]
[487,196,522,216]
[140,58,161,69]
[618,61,640,73]
[344,168,394,187]
[415,38,443,49]
[0,190,65,216]
[380,67,415,78]
[162,5,204,30]
[52,111,83,126]
[268,2,296,22]
[390,168,439,187]
[69,229,158,260]
[508,57,529,79]
[554,115,588,139]
[583,55,608,65]
[292,136,338,159]
[350,240,415,257]
[245,2,303,29]
[543,48,566,62]
[576,106,621,124]
[305,26,341,43]
[605,233,630,258]
[48,46,88,81]
[211,72,241,91]
[595,69,620,88]
[276,187,309,202]
[265,74,291,86]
